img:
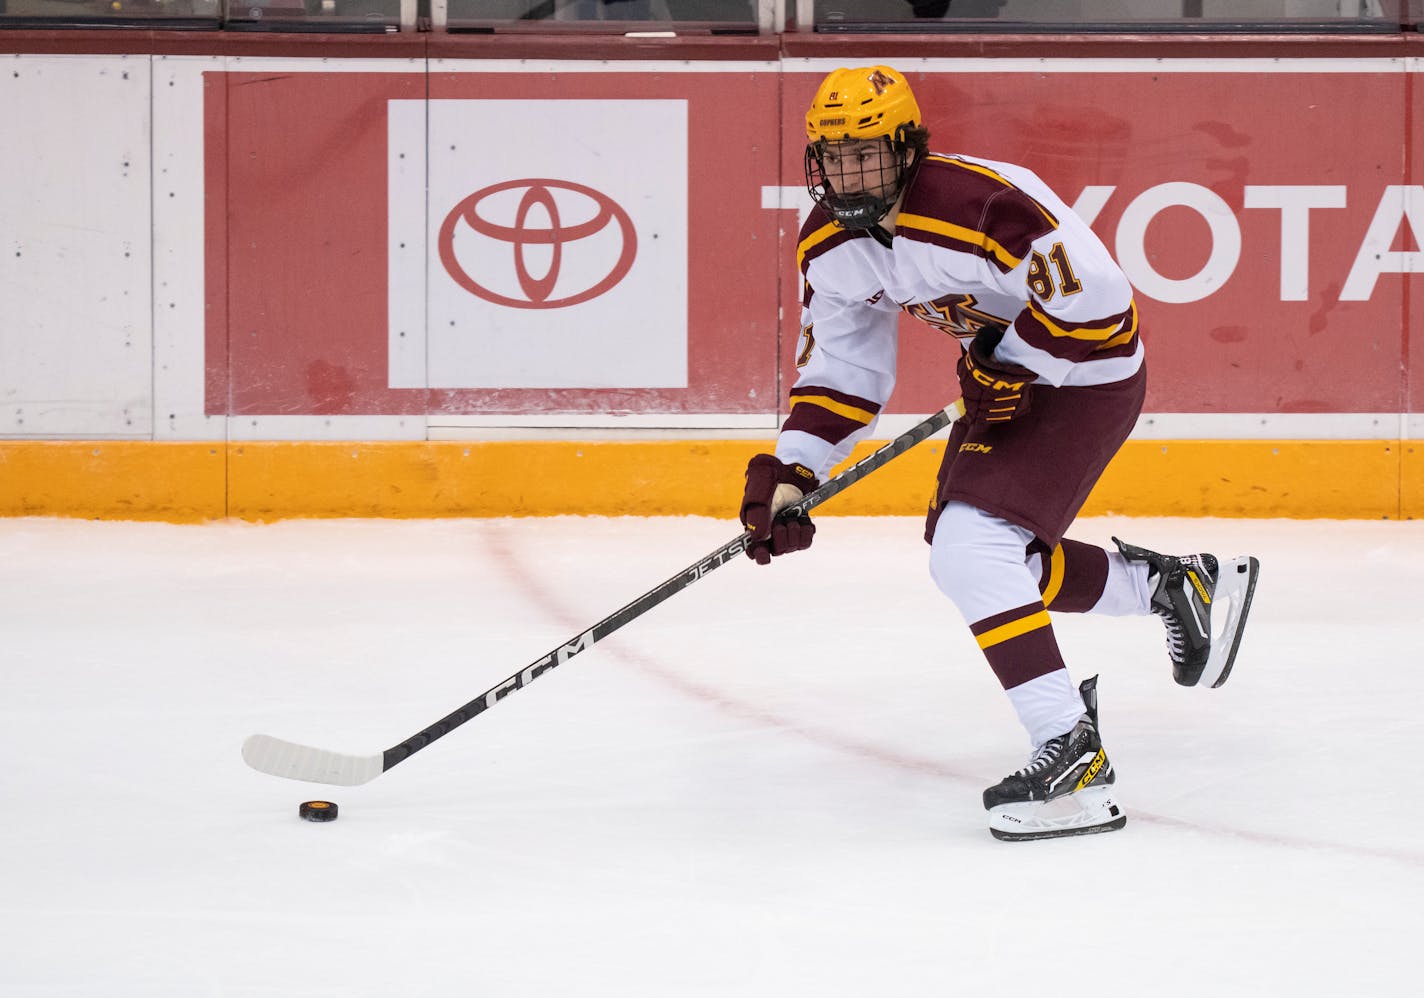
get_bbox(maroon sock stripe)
[970,601,1067,691]
[1040,538,1110,613]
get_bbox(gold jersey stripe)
[1096,327,1138,351]
[790,393,877,425]
[897,212,1026,272]
[796,221,845,274]
[1041,544,1067,608]
[1094,301,1141,350]
[924,155,1061,228]
[1028,298,1137,342]
[975,608,1052,650]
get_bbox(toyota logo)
[438,179,637,310]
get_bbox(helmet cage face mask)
[805,132,913,230]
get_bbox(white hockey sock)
[1089,551,1152,617]
[1006,669,1086,749]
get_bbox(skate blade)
[1200,555,1261,689]
[988,786,1126,842]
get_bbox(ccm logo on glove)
[956,324,1035,425]
[739,455,820,565]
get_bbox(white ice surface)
[0,515,1417,997]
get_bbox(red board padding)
[204,63,1421,419]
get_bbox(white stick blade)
[242,734,384,787]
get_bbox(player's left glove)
[957,324,1035,426]
[739,454,820,566]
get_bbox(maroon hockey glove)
[957,325,1035,426]
[739,454,820,566]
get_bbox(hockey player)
[739,65,1260,841]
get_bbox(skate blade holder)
[989,787,1126,842]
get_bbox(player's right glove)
[739,454,819,566]
[957,324,1035,426]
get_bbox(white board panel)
[151,55,226,442]
[0,55,153,438]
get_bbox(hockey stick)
[242,400,964,786]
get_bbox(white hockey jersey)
[777,152,1142,479]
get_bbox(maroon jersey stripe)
[895,223,1013,270]
[788,384,880,413]
[783,386,881,445]
[898,157,1059,271]
[1015,301,1139,363]
[1026,300,1138,337]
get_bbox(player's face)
[818,139,899,198]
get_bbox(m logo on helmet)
[867,70,896,95]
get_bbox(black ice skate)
[1113,537,1261,688]
[983,675,1125,842]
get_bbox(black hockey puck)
[299,800,339,822]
